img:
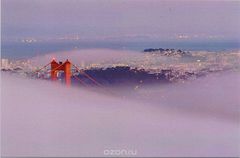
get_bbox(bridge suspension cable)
[50,62,65,72]
[32,60,114,92]
[72,64,117,96]
[72,75,88,87]
[72,64,104,88]
[33,62,51,74]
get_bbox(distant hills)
[143,48,191,56]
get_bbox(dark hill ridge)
[71,66,195,86]
[143,48,191,56]
[3,64,213,87]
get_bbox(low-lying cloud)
[1,70,240,157]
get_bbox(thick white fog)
[1,70,240,157]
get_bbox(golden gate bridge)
[33,59,104,88]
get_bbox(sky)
[1,0,240,42]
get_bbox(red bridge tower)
[51,59,71,86]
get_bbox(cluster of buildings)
[1,50,239,84]
[1,58,35,72]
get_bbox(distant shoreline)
[2,40,240,59]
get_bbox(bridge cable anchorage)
[72,64,104,87]
[73,75,88,87]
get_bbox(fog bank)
[1,72,240,157]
